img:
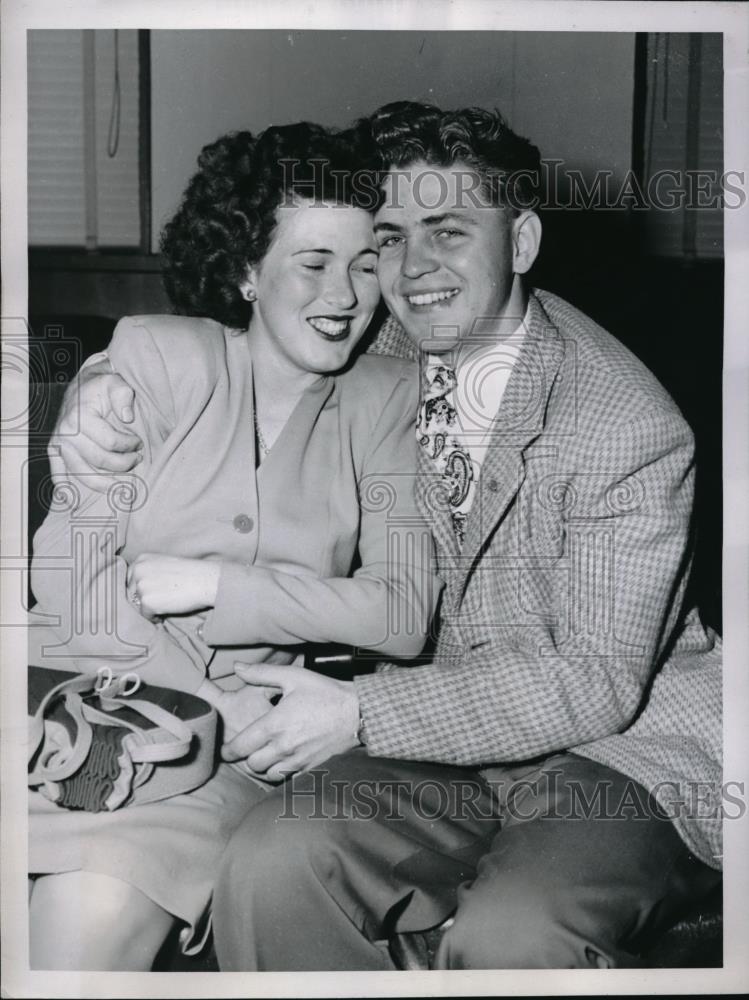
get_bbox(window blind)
[28,29,141,248]
[641,33,723,260]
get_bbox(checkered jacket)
[355,289,722,869]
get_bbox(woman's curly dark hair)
[160,122,379,329]
[359,100,541,213]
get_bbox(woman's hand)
[127,554,220,619]
[215,683,280,743]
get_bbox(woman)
[28,122,440,969]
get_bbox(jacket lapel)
[456,293,567,598]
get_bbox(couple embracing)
[28,100,722,971]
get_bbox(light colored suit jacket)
[30,315,441,693]
[356,289,722,869]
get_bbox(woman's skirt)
[29,762,269,953]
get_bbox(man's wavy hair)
[362,101,541,213]
[161,122,378,329]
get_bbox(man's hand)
[233,647,302,667]
[50,359,143,489]
[221,663,361,782]
[127,554,221,619]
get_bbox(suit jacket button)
[233,514,254,533]
[487,479,499,492]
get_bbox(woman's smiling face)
[245,200,380,375]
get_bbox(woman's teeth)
[406,289,460,306]
[308,317,350,337]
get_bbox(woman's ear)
[511,210,542,275]
[239,266,258,303]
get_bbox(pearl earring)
[245,289,257,303]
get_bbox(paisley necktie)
[416,356,475,545]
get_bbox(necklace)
[254,409,270,457]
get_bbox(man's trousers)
[213,750,720,970]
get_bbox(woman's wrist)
[199,560,221,608]
[195,677,224,709]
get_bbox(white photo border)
[2,1,747,996]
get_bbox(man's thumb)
[109,379,136,423]
[234,661,287,689]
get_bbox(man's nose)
[402,237,438,279]
[323,269,357,309]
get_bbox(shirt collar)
[424,302,531,375]
[454,300,531,376]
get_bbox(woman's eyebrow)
[292,247,379,257]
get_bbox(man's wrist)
[338,680,366,748]
[355,706,368,747]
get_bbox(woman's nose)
[323,270,357,309]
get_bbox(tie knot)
[424,357,457,397]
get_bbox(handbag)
[28,665,217,812]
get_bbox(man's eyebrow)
[421,212,478,227]
[374,213,479,233]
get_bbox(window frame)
[28,29,154,268]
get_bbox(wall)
[150,30,636,248]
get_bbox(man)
[51,102,722,969]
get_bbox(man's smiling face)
[374,161,523,353]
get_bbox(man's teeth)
[407,289,459,306]
[309,317,349,336]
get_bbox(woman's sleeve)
[201,373,443,657]
[30,317,208,694]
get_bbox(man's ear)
[511,210,542,275]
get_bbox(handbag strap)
[84,696,193,762]
[28,672,193,790]
[28,674,95,780]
